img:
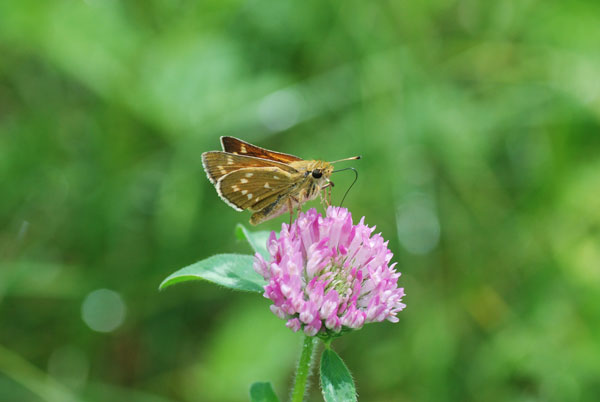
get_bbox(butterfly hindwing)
[220,136,303,163]
[215,167,300,211]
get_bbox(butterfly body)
[201,137,354,225]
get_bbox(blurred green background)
[1,0,599,401]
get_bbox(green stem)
[290,335,318,402]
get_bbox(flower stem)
[291,335,318,402]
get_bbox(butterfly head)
[305,160,334,186]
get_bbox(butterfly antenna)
[329,156,361,164]
[331,167,359,207]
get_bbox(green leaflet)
[320,348,356,402]
[159,254,266,293]
[236,224,271,260]
[249,382,280,402]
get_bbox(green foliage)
[250,382,280,402]
[159,254,265,293]
[320,348,356,402]
[2,0,600,401]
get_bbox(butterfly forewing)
[202,151,298,184]
[220,136,303,163]
[216,167,297,211]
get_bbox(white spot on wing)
[240,145,247,153]
[245,173,254,178]
[273,175,279,180]
[264,183,271,189]
[247,193,253,200]
[232,185,240,192]
[241,178,248,184]
[242,190,248,195]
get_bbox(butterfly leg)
[287,198,294,226]
[319,188,330,209]
[287,196,302,225]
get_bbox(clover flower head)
[253,207,406,336]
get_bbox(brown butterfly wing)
[215,167,298,211]
[202,151,298,185]
[220,136,303,163]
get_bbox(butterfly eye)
[311,169,322,179]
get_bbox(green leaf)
[249,382,280,402]
[235,224,271,260]
[320,348,357,402]
[159,254,266,292]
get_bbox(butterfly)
[201,136,359,225]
